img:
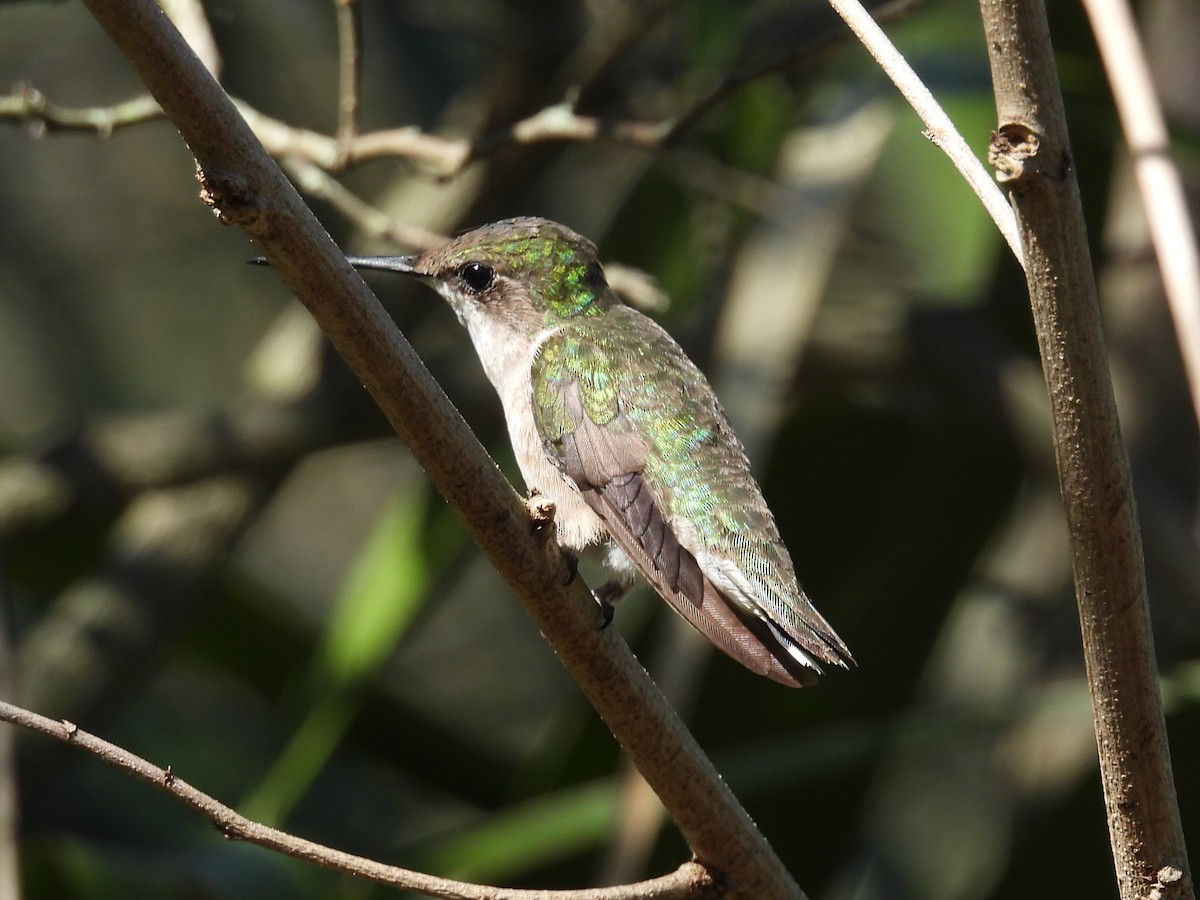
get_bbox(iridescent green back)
[532,303,803,611]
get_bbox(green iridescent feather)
[531,302,801,612]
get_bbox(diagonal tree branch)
[70,1,808,898]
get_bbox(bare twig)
[1080,0,1200,436]
[826,0,1026,267]
[332,0,361,162]
[0,85,164,136]
[0,87,658,174]
[234,101,467,171]
[281,157,446,252]
[0,0,960,228]
[243,99,667,174]
[0,701,712,900]
[74,2,807,897]
[979,1,1193,898]
[465,99,667,165]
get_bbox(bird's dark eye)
[459,261,495,293]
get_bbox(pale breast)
[464,315,610,553]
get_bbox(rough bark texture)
[980,1,1193,898]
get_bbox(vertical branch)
[333,0,361,164]
[979,2,1193,899]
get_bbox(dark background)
[1,0,1198,897]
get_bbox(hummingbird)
[345,217,852,687]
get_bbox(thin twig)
[466,99,667,162]
[281,157,445,251]
[0,87,657,174]
[0,701,711,900]
[1079,0,1200,437]
[0,86,164,137]
[333,0,361,163]
[826,0,1025,267]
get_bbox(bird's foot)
[592,580,630,630]
[594,597,615,630]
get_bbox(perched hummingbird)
[346,218,852,687]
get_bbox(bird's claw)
[561,550,579,586]
[592,579,627,631]
[594,597,615,630]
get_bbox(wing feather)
[548,378,818,686]
[584,471,817,687]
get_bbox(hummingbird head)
[347,218,617,335]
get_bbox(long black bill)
[343,255,421,276]
[247,255,422,276]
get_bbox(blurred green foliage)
[1,1,1198,898]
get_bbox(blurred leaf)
[321,487,430,683]
[871,95,1003,302]
[418,781,617,882]
[240,690,359,826]
[242,488,429,824]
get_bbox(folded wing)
[532,310,852,686]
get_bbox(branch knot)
[988,123,1042,184]
[197,163,269,236]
